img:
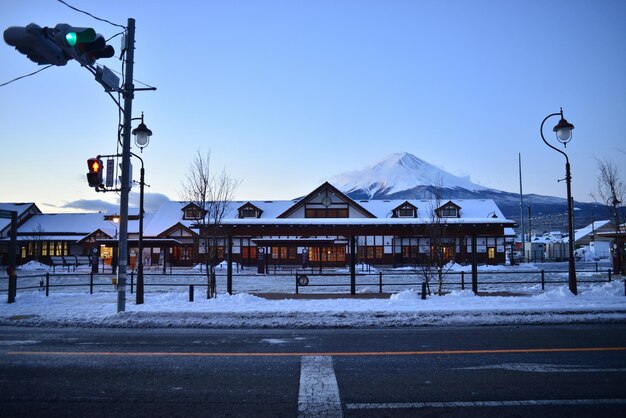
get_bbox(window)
[241,208,257,218]
[309,247,346,262]
[360,246,383,260]
[439,207,458,217]
[242,247,257,259]
[488,247,495,259]
[398,208,414,217]
[184,208,203,220]
[305,208,349,218]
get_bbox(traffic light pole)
[117,18,136,313]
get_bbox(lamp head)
[132,112,152,151]
[553,108,574,145]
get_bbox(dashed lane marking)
[297,356,342,417]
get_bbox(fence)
[1,265,621,303]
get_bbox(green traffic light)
[64,28,96,46]
[65,32,77,46]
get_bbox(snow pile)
[16,261,52,272]
[1,280,624,328]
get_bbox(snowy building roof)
[17,213,116,239]
[573,220,613,244]
[0,203,40,237]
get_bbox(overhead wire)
[0,65,54,87]
[56,0,126,29]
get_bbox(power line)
[0,65,54,87]
[56,0,126,29]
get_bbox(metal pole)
[471,233,478,294]
[227,235,233,295]
[350,236,356,295]
[136,164,145,304]
[117,18,136,312]
[540,110,577,295]
[518,152,526,245]
[565,162,577,294]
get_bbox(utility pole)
[117,18,135,313]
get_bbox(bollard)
[189,285,194,302]
[295,273,299,295]
[90,272,94,294]
[608,269,612,282]
[461,271,465,290]
[6,266,17,303]
[541,270,545,290]
[45,272,50,297]
[421,282,427,300]
[130,271,134,294]
[379,272,383,294]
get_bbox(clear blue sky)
[1,0,625,213]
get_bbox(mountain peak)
[328,152,487,199]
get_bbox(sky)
[1,0,625,213]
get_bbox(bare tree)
[180,150,241,298]
[417,178,455,295]
[591,158,625,274]
[27,223,45,263]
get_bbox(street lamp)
[540,107,577,294]
[132,112,152,152]
[131,114,152,305]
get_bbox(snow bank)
[1,280,624,329]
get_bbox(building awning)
[251,237,337,246]
[96,238,183,247]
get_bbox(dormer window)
[436,201,461,218]
[241,208,257,218]
[440,207,458,217]
[182,203,205,220]
[184,208,203,220]
[238,203,262,219]
[392,202,417,218]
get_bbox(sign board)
[0,209,17,219]
[106,159,115,188]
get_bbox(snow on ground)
[1,263,625,328]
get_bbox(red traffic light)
[88,158,102,173]
[87,158,103,188]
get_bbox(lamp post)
[540,107,577,295]
[131,115,152,305]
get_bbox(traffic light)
[53,24,114,66]
[87,158,104,189]
[3,23,69,65]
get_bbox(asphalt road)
[1,324,625,417]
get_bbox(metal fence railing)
[1,263,620,303]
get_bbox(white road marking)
[298,356,343,417]
[456,363,626,373]
[0,340,39,346]
[347,399,626,410]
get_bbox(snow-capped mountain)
[327,152,606,230]
[328,152,487,199]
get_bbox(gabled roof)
[76,228,113,244]
[0,203,41,237]
[277,182,376,219]
[17,213,114,236]
[237,202,263,218]
[391,201,418,218]
[438,200,461,210]
[158,222,198,238]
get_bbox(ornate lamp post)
[131,113,152,304]
[540,107,577,294]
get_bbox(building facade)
[1,182,517,270]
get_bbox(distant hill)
[327,152,608,233]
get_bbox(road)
[1,324,625,417]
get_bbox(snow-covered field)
[1,261,624,329]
